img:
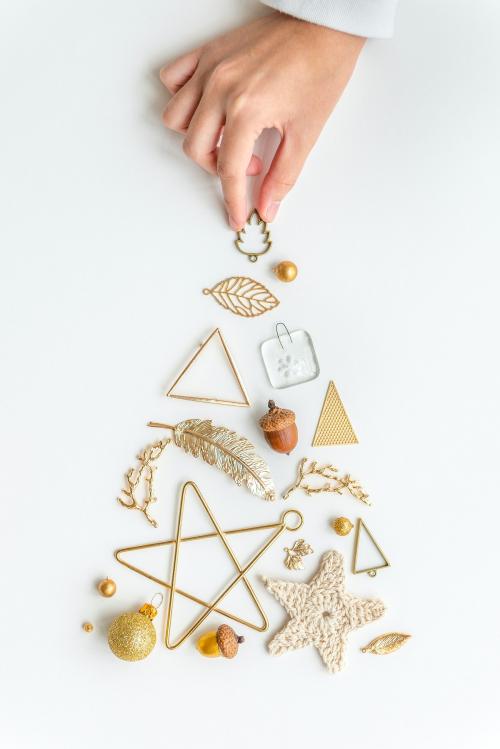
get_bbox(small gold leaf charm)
[284,539,314,570]
[203,276,279,318]
[361,632,411,655]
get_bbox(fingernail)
[264,201,280,222]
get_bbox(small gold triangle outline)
[312,380,358,446]
[352,518,390,577]
[166,328,250,407]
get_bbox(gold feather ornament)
[203,276,279,318]
[148,419,276,501]
[361,632,411,655]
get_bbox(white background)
[1,1,499,747]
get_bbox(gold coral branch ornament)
[148,419,276,500]
[282,458,370,505]
[117,439,171,527]
[203,276,279,318]
[361,633,411,655]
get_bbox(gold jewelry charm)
[82,622,94,633]
[283,539,314,570]
[97,577,116,597]
[117,439,170,527]
[197,624,245,659]
[147,419,276,501]
[166,328,250,407]
[107,594,163,661]
[312,381,358,446]
[283,458,370,505]
[361,633,411,655]
[234,209,271,262]
[203,276,279,318]
[352,518,390,577]
[273,260,298,283]
[331,517,354,536]
[115,481,303,648]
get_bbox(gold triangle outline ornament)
[352,518,390,577]
[166,328,250,407]
[114,481,303,648]
[312,381,358,446]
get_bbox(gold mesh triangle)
[312,381,358,446]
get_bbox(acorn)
[197,624,245,659]
[259,400,298,454]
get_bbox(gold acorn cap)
[259,401,296,431]
[216,624,244,658]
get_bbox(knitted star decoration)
[263,550,385,673]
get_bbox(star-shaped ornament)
[264,550,385,673]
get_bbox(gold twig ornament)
[166,328,250,407]
[361,633,411,655]
[115,481,303,648]
[117,439,170,527]
[352,518,390,577]
[283,538,314,570]
[312,381,358,446]
[282,457,370,505]
[203,276,279,318]
[234,209,271,262]
[148,419,276,500]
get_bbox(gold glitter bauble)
[108,612,156,661]
[273,260,298,283]
[97,577,116,597]
[82,622,94,633]
[332,517,354,536]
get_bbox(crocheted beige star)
[263,550,385,673]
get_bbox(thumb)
[257,132,313,222]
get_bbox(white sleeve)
[260,0,398,38]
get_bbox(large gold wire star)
[264,550,385,673]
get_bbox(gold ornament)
[97,577,116,597]
[283,458,370,505]
[147,418,276,501]
[203,276,279,318]
[82,622,94,633]
[117,438,170,527]
[361,632,411,655]
[312,381,358,446]
[352,519,390,577]
[273,261,298,283]
[107,597,162,661]
[283,539,314,570]
[332,517,354,536]
[197,624,245,658]
[115,481,303,648]
[166,328,250,407]
[234,209,271,262]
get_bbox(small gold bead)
[82,622,94,633]
[273,260,298,283]
[97,577,116,597]
[331,517,354,536]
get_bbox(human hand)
[160,11,365,230]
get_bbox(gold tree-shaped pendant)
[283,538,314,570]
[234,210,272,262]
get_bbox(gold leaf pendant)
[203,276,279,318]
[283,538,314,570]
[361,632,411,655]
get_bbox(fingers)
[160,50,200,94]
[182,102,225,174]
[257,131,313,222]
[162,80,202,134]
[217,120,260,230]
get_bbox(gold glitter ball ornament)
[97,577,116,597]
[108,602,158,661]
[332,517,354,536]
[273,260,298,283]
